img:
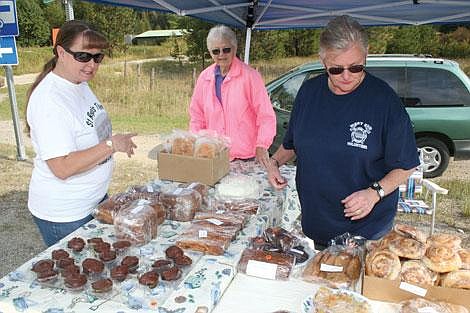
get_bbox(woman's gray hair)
[319,15,368,59]
[206,25,237,50]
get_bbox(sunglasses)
[211,47,231,55]
[327,64,365,75]
[62,46,105,63]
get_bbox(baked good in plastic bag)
[194,211,247,229]
[178,182,209,206]
[160,187,202,222]
[312,286,373,313]
[93,184,160,224]
[399,298,469,313]
[237,248,295,280]
[194,129,230,158]
[215,173,261,200]
[176,228,232,255]
[211,198,259,215]
[169,130,196,156]
[302,246,362,289]
[114,199,158,246]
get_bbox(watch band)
[371,181,385,199]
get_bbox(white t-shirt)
[27,72,113,222]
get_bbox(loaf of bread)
[194,141,218,158]
[212,198,259,215]
[160,187,201,222]
[114,200,158,246]
[176,230,232,255]
[303,249,362,288]
[237,248,295,280]
[178,182,209,206]
[172,136,196,156]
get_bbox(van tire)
[416,137,450,178]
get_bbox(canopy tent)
[70,0,470,62]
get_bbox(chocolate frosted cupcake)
[174,255,192,267]
[31,259,54,273]
[67,237,86,252]
[112,240,131,251]
[56,257,75,269]
[64,273,87,290]
[99,250,117,263]
[87,237,104,248]
[82,258,105,275]
[110,265,128,282]
[138,271,159,288]
[152,259,173,274]
[165,245,184,259]
[91,278,113,293]
[161,266,181,281]
[51,249,69,261]
[94,242,111,254]
[37,269,58,283]
[121,256,139,273]
[61,264,80,278]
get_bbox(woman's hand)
[255,147,270,169]
[342,188,380,220]
[111,133,137,158]
[267,159,288,189]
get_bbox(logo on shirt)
[347,121,372,150]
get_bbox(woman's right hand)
[111,133,137,157]
[267,159,288,189]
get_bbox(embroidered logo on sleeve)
[347,121,372,150]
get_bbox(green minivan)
[267,55,470,178]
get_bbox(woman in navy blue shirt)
[267,15,419,248]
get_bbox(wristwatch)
[370,181,385,200]
[105,139,114,152]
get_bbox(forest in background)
[16,0,470,64]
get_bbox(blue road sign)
[0,1,18,36]
[0,36,17,65]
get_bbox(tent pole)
[64,0,75,21]
[243,27,252,64]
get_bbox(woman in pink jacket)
[189,25,276,168]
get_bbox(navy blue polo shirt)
[283,73,419,246]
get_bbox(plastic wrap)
[211,198,259,215]
[237,248,295,280]
[114,199,158,246]
[169,130,196,156]
[399,298,469,313]
[302,244,363,290]
[176,228,232,255]
[215,174,261,200]
[160,187,201,222]
[178,182,209,206]
[311,286,373,313]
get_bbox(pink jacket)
[189,57,276,160]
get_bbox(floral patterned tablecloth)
[0,161,301,313]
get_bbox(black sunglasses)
[211,47,231,55]
[62,46,105,64]
[327,64,365,75]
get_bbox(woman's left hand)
[341,188,380,220]
[255,147,270,169]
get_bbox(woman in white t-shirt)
[26,20,137,247]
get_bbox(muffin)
[138,271,159,288]
[67,237,86,252]
[64,273,87,290]
[121,256,139,273]
[36,269,58,283]
[31,259,54,273]
[91,278,113,293]
[174,255,192,267]
[82,258,105,275]
[51,249,69,261]
[165,245,184,259]
[56,257,75,269]
[99,250,117,263]
[110,265,128,282]
[161,266,181,281]
[152,259,173,274]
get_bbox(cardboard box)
[157,147,229,186]
[362,275,470,309]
